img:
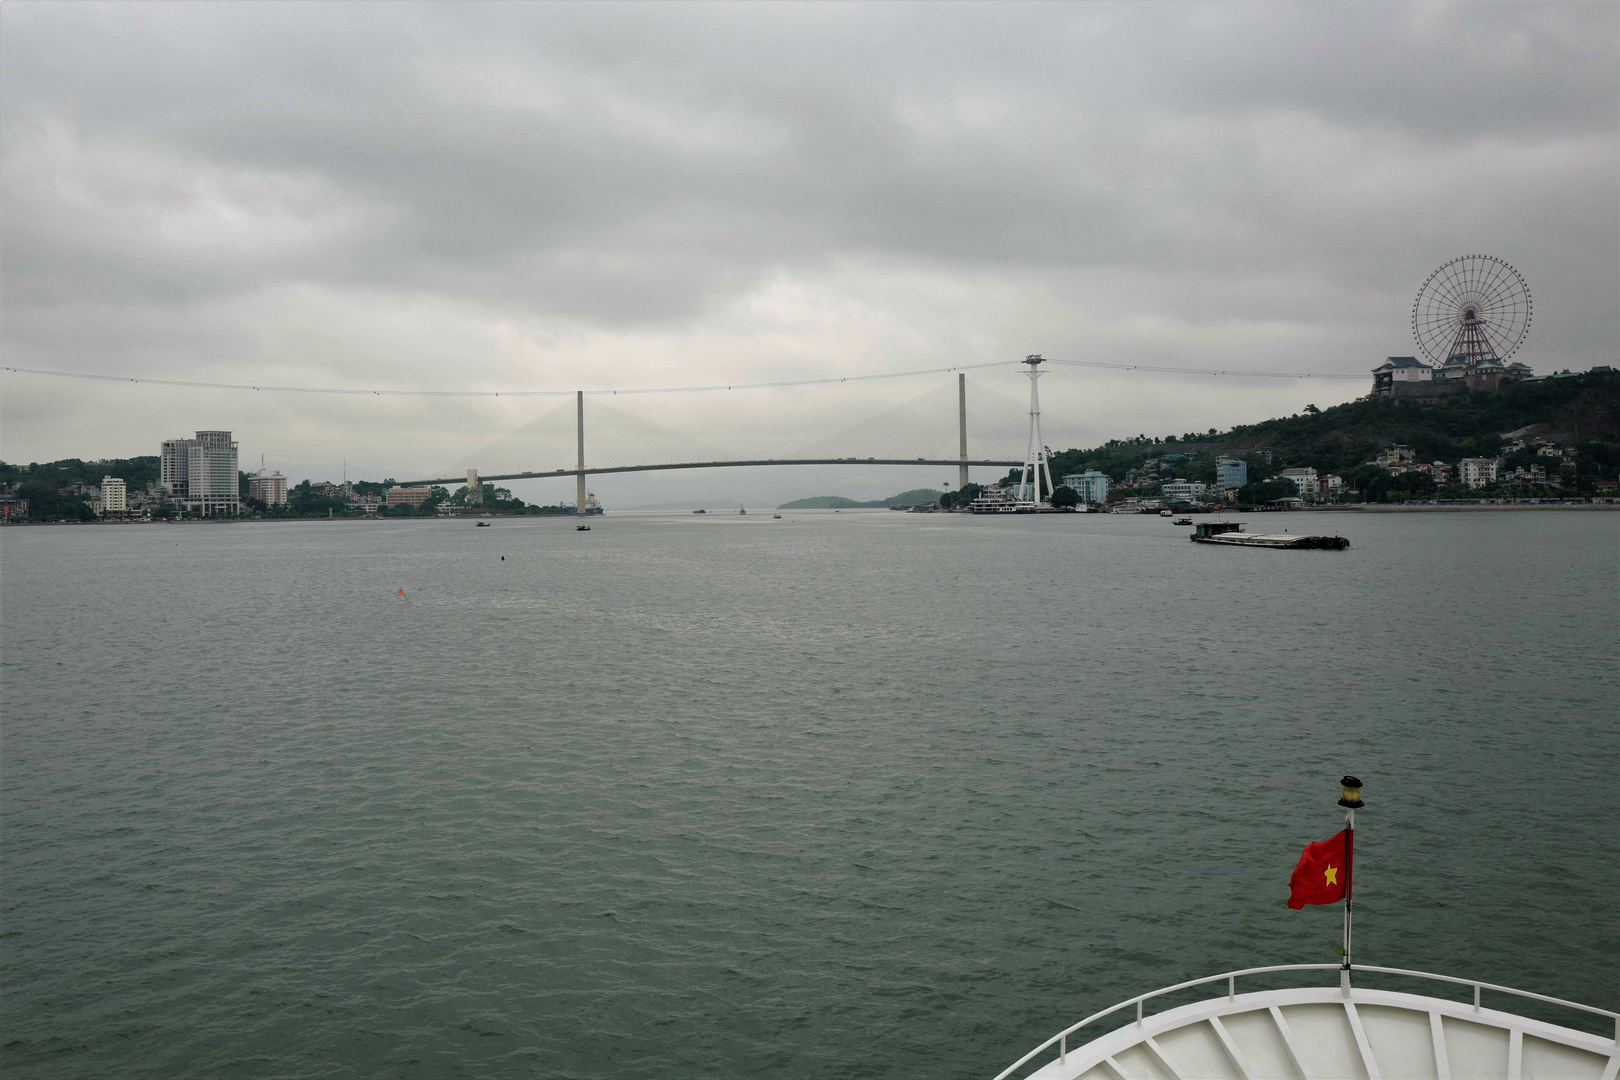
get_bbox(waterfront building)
[1160,480,1208,502]
[385,485,434,508]
[1279,467,1318,499]
[1460,458,1499,489]
[1317,474,1344,498]
[248,469,288,507]
[101,476,127,515]
[160,430,240,515]
[1061,471,1110,504]
[1215,457,1247,489]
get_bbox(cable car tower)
[1015,354,1055,508]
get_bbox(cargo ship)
[564,493,604,515]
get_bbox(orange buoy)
[398,588,405,596]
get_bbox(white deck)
[998,968,1619,1080]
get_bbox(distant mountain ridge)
[778,488,944,509]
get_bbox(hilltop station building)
[1370,355,1532,400]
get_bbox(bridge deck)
[416,459,1023,486]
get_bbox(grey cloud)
[1,1,1615,484]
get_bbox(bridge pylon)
[575,390,586,516]
[958,373,969,491]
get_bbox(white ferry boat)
[970,485,1038,514]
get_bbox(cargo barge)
[1191,521,1349,550]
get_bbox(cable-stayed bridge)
[416,370,1105,510]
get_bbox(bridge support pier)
[576,390,586,516]
[958,373,969,491]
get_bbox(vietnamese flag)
[1287,830,1350,909]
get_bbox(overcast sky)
[3,1,1615,505]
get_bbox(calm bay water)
[3,510,1616,1078]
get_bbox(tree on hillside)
[1236,478,1298,504]
[1049,485,1080,509]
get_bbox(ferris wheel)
[1411,255,1532,366]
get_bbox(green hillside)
[1,455,161,520]
[1,455,161,492]
[1039,371,1619,491]
[778,487,943,509]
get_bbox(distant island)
[778,487,943,509]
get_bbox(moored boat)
[969,485,1037,514]
[1191,521,1349,550]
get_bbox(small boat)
[1191,521,1348,549]
[773,514,782,519]
[1159,509,1174,517]
[575,525,590,531]
[1173,516,1193,525]
[692,509,706,514]
[738,507,747,515]
[475,521,490,527]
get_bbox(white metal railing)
[992,963,1620,1080]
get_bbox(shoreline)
[1305,502,1618,513]
[5,501,1620,525]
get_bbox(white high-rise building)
[101,476,127,515]
[160,439,192,497]
[160,430,240,515]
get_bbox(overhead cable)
[1042,358,1365,380]
[0,361,1021,398]
[2,354,1365,396]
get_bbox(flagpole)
[1337,776,1364,992]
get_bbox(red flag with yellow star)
[1287,830,1350,909]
